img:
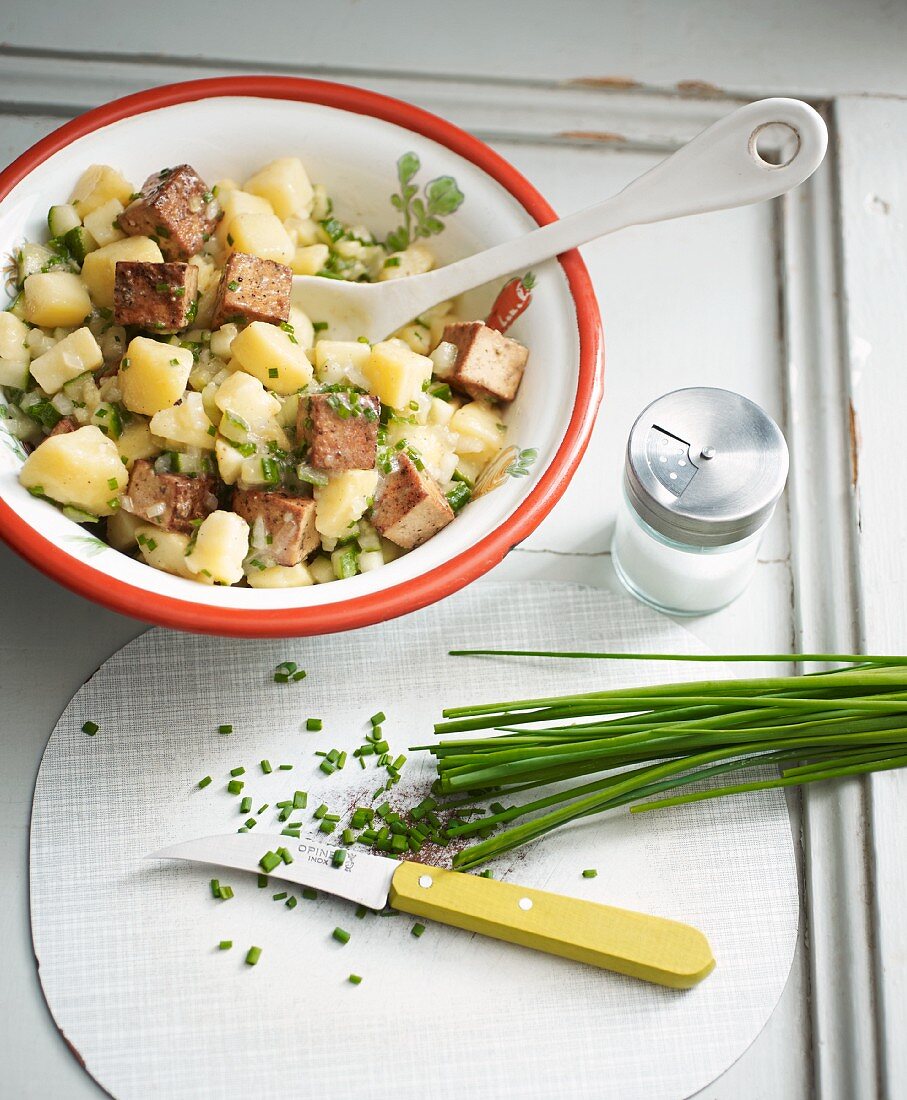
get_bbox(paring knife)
[148,833,715,989]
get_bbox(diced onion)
[430,341,458,378]
[145,501,166,518]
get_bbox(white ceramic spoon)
[293,97,827,342]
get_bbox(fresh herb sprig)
[386,153,464,253]
[415,652,907,869]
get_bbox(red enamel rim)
[0,76,603,637]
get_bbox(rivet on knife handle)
[388,862,715,989]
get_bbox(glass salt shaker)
[611,387,789,616]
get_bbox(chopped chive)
[582,869,598,879]
[272,892,288,901]
[292,670,306,682]
[323,813,341,822]
[197,775,212,789]
[276,800,293,809]
[359,757,366,769]
[230,766,245,777]
[370,711,386,726]
[302,887,317,900]
[320,761,336,775]
[82,720,99,736]
[260,759,272,774]
[274,673,289,683]
[218,724,233,734]
[281,827,301,837]
[278,807,292,822]
[257,874,268,888]
[276,846,293,865]
[342,829,355,844]
[313,803,328,819]
[259,850,281,873]
[218,885,234,900]
[337,752,347,769]
[332,927,350,945]
[210,878,221,898]
[306,718,322,731]
[244,818,257,829]
[293,791,308,809]
[355,905,369,919]
[240,797,252,813]
[276,661,298,673]
[411,923,426,938]
[319,820,336,834]
[257,803,269,814]
[348,973,362,985]
[227,779,244,795]
[245,946,262,966]
[478,870,494,879]
[279,763,293,771]
[332,849,347,868]
[285,896,298,909]
[218,940,232,950]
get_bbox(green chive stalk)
[415,653,907,869]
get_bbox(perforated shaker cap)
[624,387,789,548]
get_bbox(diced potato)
[244,158,314,221]
[136,525,196,579]
[308,555,335,584]
[246,561,314,589]
[313,339,371,388]
[69,164,134,218]
[116,418,159,467]
[0,311,29,360]
[29,327,103,393]
[81,198,125,247]
[455,454,486,484]
[119,337,193,416]
[392,321,431,355]
[230,321,313,395]
[451,400,506,461]
[290,243,329,276]
[215,188,273,245]
[286,306,315,351]
[81,236,164,308]
[362,340,432,410]
[19,425,127,515]
[215,436,244,485]
[313,469,379,539]
[188,254,217,294]
[184,510,250,585]
[0,357,30,388]
[209,322,239,361]
[214,370,281,428]
[226,212,293,264]
[427,396,456,427]
[378,244,435,281]
[286,215,320,247]
[106,509,144,550]
[358,548,385,573]
[23,272,92,328]
[149,392,216,449]
[387,422,459,485]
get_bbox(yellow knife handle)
[389,862,715,989]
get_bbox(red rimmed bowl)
[0,76,603,636]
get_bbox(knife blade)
[148,832,715,988]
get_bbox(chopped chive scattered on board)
[582,869,598,879]
[260,759,273,774]
[218,940,232,950]
[348,974,362,985]
[245,946,262,966]
[197,776,212,789]
[218,724,233,735]
[257,874,268,888]
[306,718,322,731]
[302,887,317,900]
[230,766,245,777]
[259,851,281,873]
[332,849,347,868]
[285,896,297,910]
[332,927,350,945]
[411,923,426,938]
[82,721,99,736]
[272,892,287,901]
[227,779,244,795]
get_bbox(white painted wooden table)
[1,4,905,1097]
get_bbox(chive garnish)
[411,923,426,938]
[257,874,268,888]
[227,779,244,795]
[370,711,386,726]
[218,940,232,950]
[582,869,598,879]
[355,905,369,919]
[293,791,307,809]
[218,724,233,734]
[285,896,298,909]
[279,764,293,771]
[240,797,252,814]
[259,850,281,873]
[332,849,347,868]
[230,766,245,777]
[272,892,287,901]
[82,721,99,736]
[306,718,322,731]
[276,846,293,865]
[302,887,317,900]
[197,775,212,789]
[332,927,350,945]
[260,760,273,774]
[245,946,262,966]
[348,973,362,985]
[210,878,221,898]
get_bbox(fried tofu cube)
[372,452,454,550]
[118,164,217,261]
[443,321,528,403]
[113,261,198,332]
[232,488,319,566]
[124,459,218,533]
[210,252,292,329]
[299,392,379,471]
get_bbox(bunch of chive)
[416,651,907,869]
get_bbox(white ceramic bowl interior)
[0,95,581,614]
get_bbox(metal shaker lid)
[623,387,789,547]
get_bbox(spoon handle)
[413,97,827,308]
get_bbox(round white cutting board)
[30,582,798,1100]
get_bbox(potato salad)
[0,155,531,588]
